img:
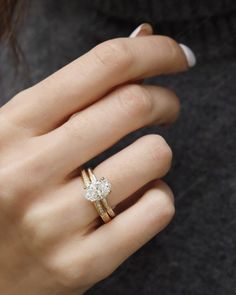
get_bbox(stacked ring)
[81,168,115,223]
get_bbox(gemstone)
[84,178,111,202]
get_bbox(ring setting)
[81,168,115,223]
[85,177,111,202]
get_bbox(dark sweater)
[0,1,235,295]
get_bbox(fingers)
[21,135,172,244]
[46,180,175,287]
[129,23,153,37]
[3,35,191,134]
[38,84,179,175]
[87,180,175,281]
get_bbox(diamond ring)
[81,168,115,223]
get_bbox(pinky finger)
[47,180,175,288]
[80,180,174,286]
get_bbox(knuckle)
[3,88,37,136]
[92,39,133,70]
[156,180,175,203]
[11,89,27,102]
[11,88,33,107]
[159,36,179,60]
[158,190,175,222]
[0,169,25,210]
[117,84,153,119]
[21,208,48,245]
[0,162,46,215]
[50,266,79,288]
[46,255,89,288]
[14,88,29,99]
[161,87,181,122]
[167,89,181,116]
[144,135,173,175]
[163,87,180,105]
[148,182,175,225]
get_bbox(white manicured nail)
[129,23,153,38]
[179,43,196,67]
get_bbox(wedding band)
[81,168,115,223]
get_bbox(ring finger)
[22,134,172,244]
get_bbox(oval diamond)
[85,178,111,202]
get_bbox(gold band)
[100,198,116,218]
[94,200,111,223]
[81,168,115,223]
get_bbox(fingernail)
[179,44,197,67]
[129,23,153,38]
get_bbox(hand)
[0,25,195,295]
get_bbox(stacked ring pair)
[81,168,115,223]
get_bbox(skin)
[0,28,189,295]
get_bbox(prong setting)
[84,177,111,202]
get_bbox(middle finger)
[3,35,188,135]
[37,84,179,177]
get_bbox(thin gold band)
[94,200,111,223]
[101,198,116,218]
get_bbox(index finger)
[2,36,195,134]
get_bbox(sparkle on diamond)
[85,178,111,202]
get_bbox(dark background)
[0,1,235,294]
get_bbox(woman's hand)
[0,26,195,295]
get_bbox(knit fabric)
[82,0,235,22]
[81,0,236,62]
[0,1,235,294]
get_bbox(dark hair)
[0,0,26,59]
